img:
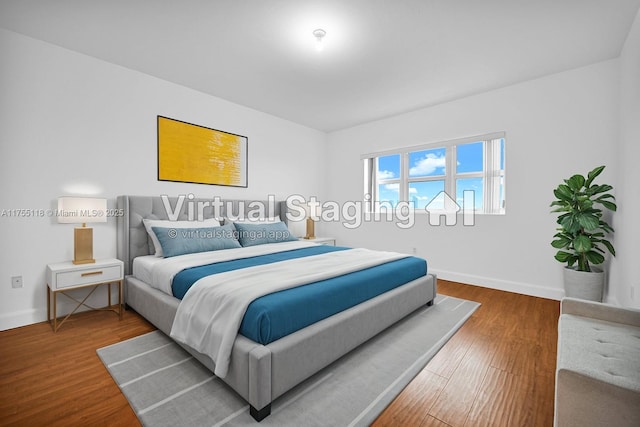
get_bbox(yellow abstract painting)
[157,116,247,187]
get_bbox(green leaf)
[560,215,581,233]
[598,200,617,211]
[551,236,571,248]
[589,184,613,195]
[566,175,586,191]
[599,221,614,233]
[585,165,605,187]
[550,201,570,211]
[573,235,592,253]
[576,199,594,211]
[595,193,615,200]
[585,251,605,265]
[554,185,573,201]
[577,213,600,230]
[554,251,573,262]
[601,240,616,256]
[554,232,574,243]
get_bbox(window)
[363,132,505,214]
[376,154,400,207]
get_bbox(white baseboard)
[431,268,565,301]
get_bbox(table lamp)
[304,200,318,240]
[57,197,107,264]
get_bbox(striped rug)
[97,295,479,426]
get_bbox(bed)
[116,195,436,422]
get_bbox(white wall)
[612,8,640,309]
[1,19,634,330]
[324,60,620,301]
[0,29,326,330]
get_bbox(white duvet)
[148,240,319,294]
[168,244,408,378]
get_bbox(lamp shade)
[57,197,107,224]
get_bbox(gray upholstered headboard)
[116,195,287,276]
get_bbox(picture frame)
[157,116,248,187]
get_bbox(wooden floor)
[0,280,559,426]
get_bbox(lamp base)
[304,217,315,240]
[73,227,95,264]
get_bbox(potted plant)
[550,165,616,301]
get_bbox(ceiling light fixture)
[313,29,326,52]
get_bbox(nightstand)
[302,237,336,246]
[46,258,124,332]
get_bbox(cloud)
[384,183,399,190]
[409,187,418,193]
[378,170,396,180]
[409,154,445,176]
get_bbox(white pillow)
[142,217,221,257]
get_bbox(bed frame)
[116,195,436,421]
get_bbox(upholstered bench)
[555,297,640,427]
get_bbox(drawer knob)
[81,271,103,277]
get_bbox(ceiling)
[1,0,638,132]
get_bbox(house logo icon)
[424,190,475,226]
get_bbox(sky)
[377,140,505,211]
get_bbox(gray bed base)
[117,195,436,421]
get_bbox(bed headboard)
[116,195,287,275]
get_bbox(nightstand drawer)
[52,265,122,289]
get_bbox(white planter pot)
[563,267,604,302]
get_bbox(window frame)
[362,132,506,215]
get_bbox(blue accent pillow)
[233,221,298,247]
[151,223,241,257]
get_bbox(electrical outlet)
[11,276,22,289]
[412,247,417,254]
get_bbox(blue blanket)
[172,246,427,344]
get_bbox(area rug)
[97,295,479,426]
